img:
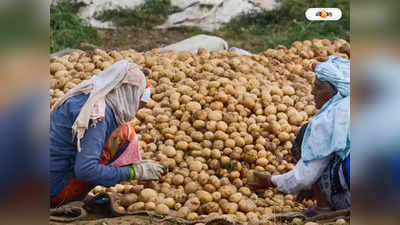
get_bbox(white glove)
[132,160,164,180]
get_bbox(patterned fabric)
[50,123,136,208]
[110,135,142,167]
[318,155,351,210]
[100,122,136,164]
[50,177,93,208]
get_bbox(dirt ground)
[97,27,201,52]
[95,27,262,54]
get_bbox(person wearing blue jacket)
[249,56,350,218]
[50,60,164,208]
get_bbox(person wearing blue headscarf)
[249,56,350,218]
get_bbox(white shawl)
[52,60,146,151]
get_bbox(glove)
[129,160,164,181]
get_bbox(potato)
[145,202,156,210]
[208,111,223,121]
[221,202,239,214]
[190,161,203,172]
[239,199,256,212]
[173,203,182,211]
[199,202,219,214]
[196,190,213,203]
[127,202,145,212]
[211,191,221,201]
[304,105,316,115]
[289,113,303,126]
[155,204,170,215]
[220,177,230,186]
[243,150,257,163]
[187,212,199,221]
[162,146,176,157]
[236,211,248,222]
[282,85,295,95]
[216,121,228,131]
[229,193,243,203]
[186,102,201,113]
[120,193,138,207]
[172,174,184,185]
[176,141,189,151]
[54,70,69,80]
[234,136,245,147]
[174,189,188,204]
[140,188,157,203]
[185,182,199,194]
[190,171,199,180]
[203,184,215,193]
[191,131,204,142]
[221,155,230,165]
[50,63,66,74]
[84,63,95,72]
[92,185,106,194]
[130,185,144,194]
[193,120,206,129]
[219,185,237,198]
[239,187,251,197]
[163,197,176,208]
[198,172,209,185]
[217,132,230,142]
[246,212,259,224]
[263,207,274,217]
[256,158,268,167]
[278,132,291,142]
[177,206,191,218]
[184,197,201,211]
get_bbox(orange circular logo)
[320,10,328,18]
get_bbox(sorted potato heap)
[49,39,350,223]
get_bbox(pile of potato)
[49,39,350,224]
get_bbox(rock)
[170,0,199,9]
[76,0,145,28]
[248,0,280,11]
[54,0,279,31]
[157,0,259,31]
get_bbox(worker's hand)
[296,190,314,202]
[131,160,164,181]
[248,171,276,190]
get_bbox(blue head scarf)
[301,56,350,163]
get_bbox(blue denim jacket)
[50,94,130,198]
